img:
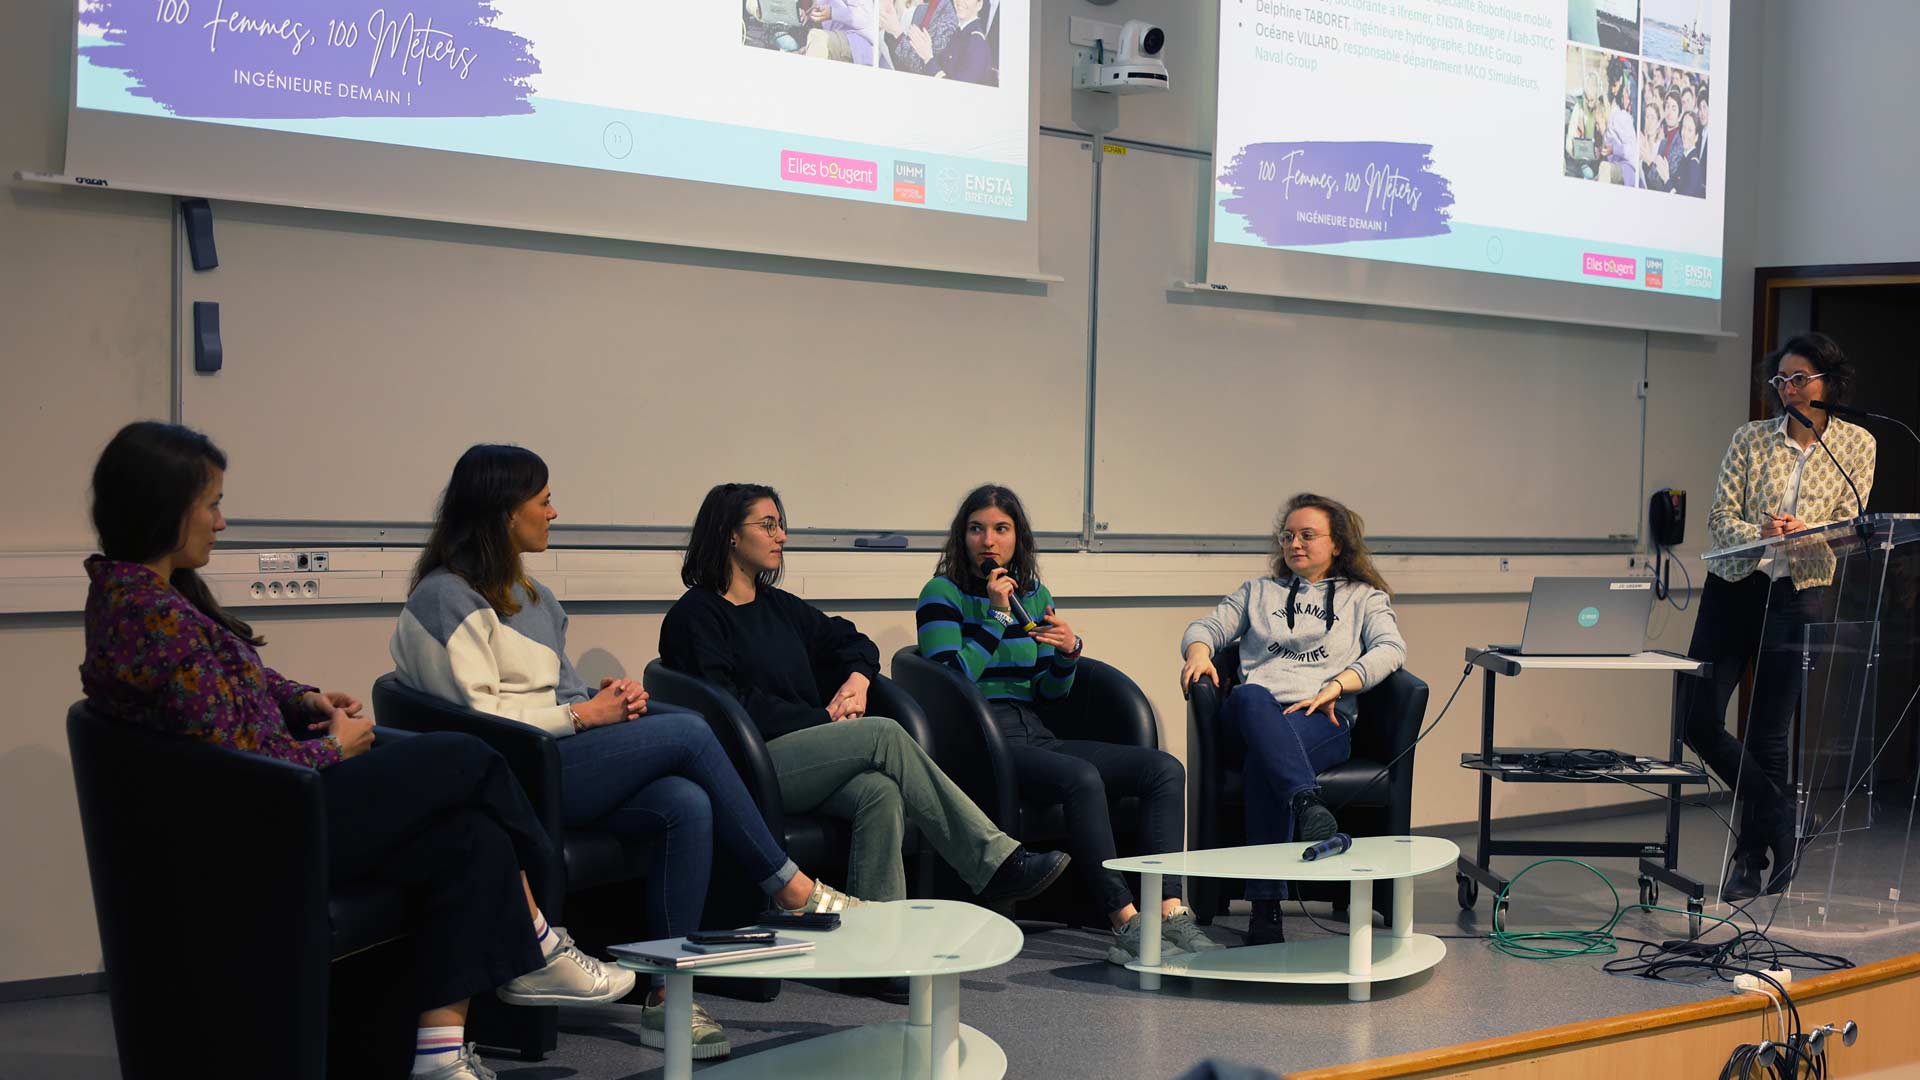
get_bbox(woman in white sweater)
[390,444,853,1060]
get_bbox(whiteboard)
[1091,146,1647,542]
[177,135,1092,537]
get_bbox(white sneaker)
[782,879,861,913]
[413,1042,497,1080]
[496,928,637,1006]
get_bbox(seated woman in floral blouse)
[78,421,630,1080]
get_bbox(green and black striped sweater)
[915,575,1077,702]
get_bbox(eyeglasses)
[1278,529,1326,545]
[739,517,787,537]
[1767,373,1825,391]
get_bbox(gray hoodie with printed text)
[1181,574,1407,722]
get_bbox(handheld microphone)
[1782,404,1869,526]
[979,558,1038,632]
[1301,832,1352,861]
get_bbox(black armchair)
[370,673,662,1055]
[1187,655,1428,924]
[641,661,936,914]
[67,701,416,1080]
[890,647,1162,924]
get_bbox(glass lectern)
[1702,513,1920,932]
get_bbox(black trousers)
[990,701,1187,914]
[321,730,554,1012]
[1679,572,1830,865]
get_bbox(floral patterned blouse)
[1706,416,1876,589]
[79,556,341,768]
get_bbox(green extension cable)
[1488,857,1740,960]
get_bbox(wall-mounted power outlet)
[256,550,332,573]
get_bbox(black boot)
[1245,900,1286,946]
[1293,790,1339,843]
[1766,825,1800,895]
[1722,854,1767,902]
[977,846,1071,903]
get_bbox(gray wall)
[1753,0,1920,268]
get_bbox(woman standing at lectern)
[1683,332,1875,900]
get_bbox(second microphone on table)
[1301,833,1352,862]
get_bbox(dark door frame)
[1744,261,1920,767]
[1750,260,1920,421]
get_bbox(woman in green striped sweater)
[916,485,1214,964]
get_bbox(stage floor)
[7,803,1918,1079]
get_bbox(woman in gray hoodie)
[1180,493,1407,945]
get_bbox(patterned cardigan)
[1706,416,1876,589]
[78,556,341,768]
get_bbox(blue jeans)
[557,706,799,941]
[1222,685,1353,900]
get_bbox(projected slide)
[1213,0,1728,298]
[73,0,1027,220]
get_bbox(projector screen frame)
[1202,0,1733,336]
[60,2,1053,284]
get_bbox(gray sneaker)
[1163,905,1224,953]
[496,928,637,1006]
[1106,914,1145,965]
[639,997,733,1060]
[413,1043,497,1080]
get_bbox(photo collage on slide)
[742,0,1003,86]
[1563,0,1712,199]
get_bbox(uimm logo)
[893,161,926,204]
[1644,257,1664,289]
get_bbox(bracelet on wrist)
[568,703,585,732]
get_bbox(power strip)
[1735,968,1793,992]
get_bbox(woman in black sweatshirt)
[660,482,1066,904]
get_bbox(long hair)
[1267,492,1393,596]
[934,484,1039,593]
[411,444,549,617]
[1760,332,1854,417]
[682,483,786,592]
[90,421,262,645]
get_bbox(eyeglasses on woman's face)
[1766,372,1824,392]
[739,516,787,537]
[1278,529,1327,546]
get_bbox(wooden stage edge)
[1289,951,1920,1080]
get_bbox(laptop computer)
[1505,576,1656,656]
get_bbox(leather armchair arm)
[867,673,935,753]
[644,660,788,841]
[889,648,1020,832]
[67,702,334,1074]
[1186,652,1241,851]
[1354,668,1429,836]
[1038,656,1158,749]
[370,674,565,864]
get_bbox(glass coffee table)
[615,899,1022,1080]
[1107,836,1458,1001]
